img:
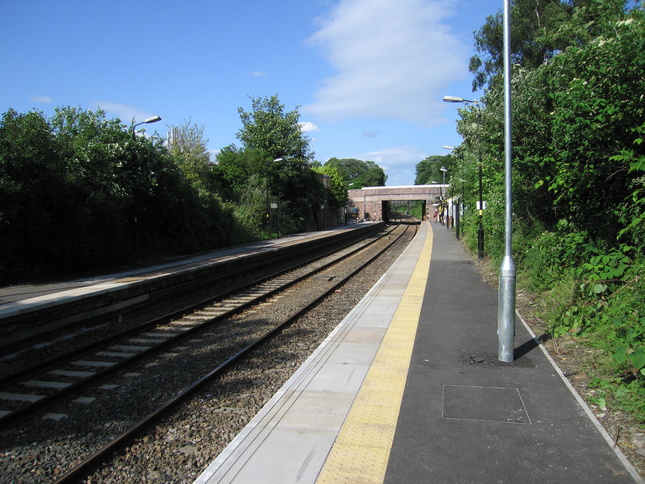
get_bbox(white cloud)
[31,96,52,103]
[299,121,319,132]
[303,0,467,125]
[93,101,158,123]
[359,145,428,185]
[249,71,268,77]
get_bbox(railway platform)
[195,221,643,484]
[0,222,382,350]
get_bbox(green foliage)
[216,145,269,197]
[0,107,239,282]
[166,119,213,190]
[232,95,329,234]
[324,157,387,188]
[237,95,311,163]
[469,0,581,91]
[445,1,645,415]
[314,165,348,208]
[414,155,453,185]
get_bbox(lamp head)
[443,95,474,103]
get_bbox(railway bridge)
[347,185,448,222]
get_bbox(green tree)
[235,95,322,233]
[324,158,387,188]
[1,106,239,282]
[237,94,311,164]
[543,8,645,246]
[314,164,348,208]
[216,145,268,194]
[167,119,213,190]
[468,0,630,91]
[414,155,453,185]
[0,109,67,280]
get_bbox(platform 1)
[0,222,382,350]
[0,222,378,310]
[194,221,643,484]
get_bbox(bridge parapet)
[347,185,448,221]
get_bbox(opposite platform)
[195,222,643,484]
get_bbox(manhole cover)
[442,385,531,424]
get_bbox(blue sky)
[1,0,501,186]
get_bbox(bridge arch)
[347,185,448,222]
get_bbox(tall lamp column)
[443,95,484,259]
[130,115,161,259]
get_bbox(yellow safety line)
[316,222,433,484]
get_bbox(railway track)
[0,224,400,430]
[0,222,416,483]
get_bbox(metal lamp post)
[129,115,161,259]
[440,166,448,227]
[443,146,463,240]
[443,0,516,363]
[498,0,516,362]
[443,95,484,260]
[266,158,283,237]
[132,115,161,140]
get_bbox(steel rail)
[53,223,415,483]
[0,225,399,430]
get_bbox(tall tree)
[324,158,387,188]
[468,0,630,91]
[414,155,453,185]
[0,109,67,280]
[314,164,349,208]
[237,95,311,163]
[235,95,322,233]
[167,119,212,189]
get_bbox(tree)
[324,158,387,188]
[542,6,645,245]
[0,106,239,282]
[237,94,311,164]
[0,109,67,280]
[167,119,213,190]
[216,144,268,194]
[235,95,321,233]
[414,155,453,185]
[314,165,348,208]
[468,0,630,91]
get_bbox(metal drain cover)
[442,385,531,424]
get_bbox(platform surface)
[194,222,643,484]
[0,222,374,319]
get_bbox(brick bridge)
[347,185,449,222]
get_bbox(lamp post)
[266,158,283,237]
[129,115,161,260]
[443,146,462,240]
[498,0,516,362]
[443,95,484,260]
[440,166,448,227]
[132,115,161,140]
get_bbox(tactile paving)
[316,228,433,484]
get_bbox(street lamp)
[498,0,516,363]
[132,115,162,140]
[444,146,462,240]
[443,95,484,260]
[128,115,161,259]
[266,158,283,237]
[439,166,448,227]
